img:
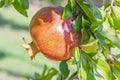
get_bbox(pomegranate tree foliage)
[1,0,120,80]
[0,0,29,17]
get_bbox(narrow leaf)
[94,58,112,80]
[76,1,98,31]
[73,47,80,62]
[94,30,107,51]
[70,0,76,10]
[45,68,58,80]
[78,53,95,80]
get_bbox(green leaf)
[82,19,90,27]
[76,1,98,31]
[72,16,82,32]
[116,54,120,59]
[102,47,110,59]
[107,14,114,27]
[80,40,98,54]
[94,30,107,51]
[111,6,120,29]
[101,21,120,48]
[41,65,47,77]
[94,58,112,80]
[62,0,73,19]
[112,66,120,79]
[117,30,120,39]
[89,4,102,20]
[82,29,91,44]
[78,53,95,80]
[0,0,4,8]
[115,0,120,7]
[73,47,80,62]
[114,61,120,72]
[12,0,28,17]
[69,0,76,10]
[5,0,15,5]
[59,61,70,79]
[68,72,77,80]
[36,65,58,80]
[78,65,87,80]
[20,0,29,9]
[45,68,58,80]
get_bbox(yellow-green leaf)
[80,40,98,53]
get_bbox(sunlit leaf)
[101,21,120,48]
[82,19,90,27]
[81,40,98,54]
[70,0,76,10]
[116,54,120,59]
[68,72,77,80]
[102,47,110,59]
[94,58,112,80]
[117,30,120,39]
[114,61,120,72]
[111,6,120,29]
[115,0,120,7]
[78,53,95,80]
[112,66,120,79]
[73,47,80,62]
[5,0,15,5]
[107,14,114,27]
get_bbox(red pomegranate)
[23,6,81,61]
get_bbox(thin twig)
[108,0,114,14]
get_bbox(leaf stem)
[108,0,114,14]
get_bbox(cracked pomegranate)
[23,6,81,61]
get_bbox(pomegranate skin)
[29,6,81,61]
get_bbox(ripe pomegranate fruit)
[23,6,81,61]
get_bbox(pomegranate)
[23,6,81,61]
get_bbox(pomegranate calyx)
[22,37,39,60]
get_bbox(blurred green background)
[0,0,67,80]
